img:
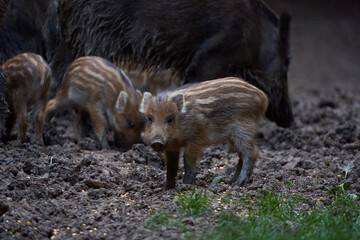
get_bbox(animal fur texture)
[2,53,51,144]
[140,77,268,189]
[0,66,8,124]
[48,0,293,127]
[45,56,144,149]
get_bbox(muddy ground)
[0,0,359,239]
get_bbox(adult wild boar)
[51,0,293,127]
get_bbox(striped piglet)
[2,53,51,144]
[45,56,144,149]
[140,77,268,189]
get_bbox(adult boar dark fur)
[0,67,8,124]
[0,0,11,25]
[51,0,294,127]
[0,0,50,63]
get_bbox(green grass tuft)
[144,210,184,230]
[144,185,359,240]
[197,189,360,240]
[175,187,212,216]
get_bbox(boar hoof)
[165,182,175,190]
[229,175,238,184]
[183,174,195,184]
[17,135,28,143]
[100,142,110,150]
[34,138,44,146]
[1,135,10,143]
[231,178,249,187]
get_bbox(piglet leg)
[183,146,202,185]
[164,150,180,189]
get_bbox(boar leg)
[45,99,57,122]
[183,147,202,185]
[3,92,15,140]
[33,99,47,145]
[9,89,28,142]
[74,110,91,141]
[230,152,243,184]
[44,89,69,122]
[164,150,180,190]
[232,146,258,187]
[230,127,258,186]
[114,132,126,148]
[88,105,108,149]
[4,105,17,140]
[16,104,28,142]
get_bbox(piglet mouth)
[150,137,165,152]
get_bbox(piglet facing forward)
[2,53,51,144]
[140,77,268,189]
[45,56,144,149]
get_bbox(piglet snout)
[150,137,165,152]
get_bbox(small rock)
[84,179,103,189]
[283,157,302,170]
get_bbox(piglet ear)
[136,89,143,99]
[139,92,152,113]
[172,94,186,113]
[116,91,128,113]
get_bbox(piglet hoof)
[1,135,10,143]
[165,182,175,190]
[229,176,238,185]
[231,178,249,188]
[17,136,28,143]
[34,138,44,146]
[100,142,110,150]
[183,174,195,185]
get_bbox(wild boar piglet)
[140,77,268,189]
[2,53,51,144]
[45,56,144,149]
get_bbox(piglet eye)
[126,119,134,129]
[147,115,153,124]
[166,116,174,125]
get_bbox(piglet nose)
[150,137,165,152]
